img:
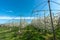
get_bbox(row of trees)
[18,14,60,40]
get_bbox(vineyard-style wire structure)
[0,0,60,40]
[32,0,60,40]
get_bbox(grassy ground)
[0,25,60,40]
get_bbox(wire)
[32,0,60,13]
[33,10,60,12]
[33,1,47,10]
[33,3,47,13]
[51,1,60,6]
[32,0,60,16]
[40,2,47,10]
[31,1,47,16]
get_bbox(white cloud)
[0,16,38,19]
[6,10,13,13]
[1,9,13,13]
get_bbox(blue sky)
[0,0,35,24]
[0,0,60,17]
[0,0,60,24]
[0,0,35,17]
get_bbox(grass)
[0,25,59,40]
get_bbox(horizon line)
[0,16,39,19]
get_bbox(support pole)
[48,0,56,40]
